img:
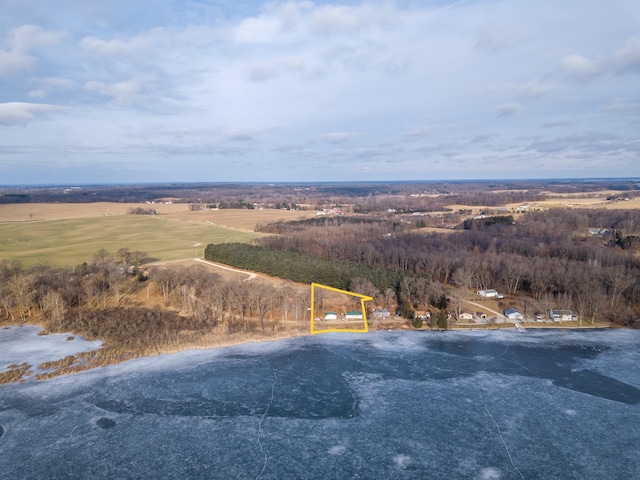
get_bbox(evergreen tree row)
[204,243,406,292]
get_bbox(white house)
[550,309,573,321]
[345,310,363,320]
[324,312,338,320]
[458,312,474,321]
[373,309,391,319]
[504,308,524,321]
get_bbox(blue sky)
[1,0,639,185]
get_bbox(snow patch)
[0,325,102,372]
[393,454,411,469]
[328,445,346,455]
[479,466,502,479]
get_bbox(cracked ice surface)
[0,330,639,479]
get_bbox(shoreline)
[1,320,615,385]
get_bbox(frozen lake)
[1,329,639,479]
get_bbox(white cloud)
[84,78,152,105]
[0,1,639,183]
[0,102,62,125]
[561,54,600,79]
[0,25,62,77]
[233,1,398,44]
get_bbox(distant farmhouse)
[324,312,338,321]
[345,310,363,320]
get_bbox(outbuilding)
[477,289,499,298]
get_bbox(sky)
[1,0,639,185]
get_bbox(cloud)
[0,25,62,77]
[84,78,152,105]
[560,54,600,79]
[602,99,640,112]
[233,1,398,44]
[494,103,521,117]
[244,57,309,81]
[322,132,359,144]
[560,34,640,80]
[612,35,640,74]
[0,102,62,125]
[27,76,75,98]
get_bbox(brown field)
[0,203,316,230]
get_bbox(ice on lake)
[0,325,102,373]
[0,329,639,479]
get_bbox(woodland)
[2,179,640,382]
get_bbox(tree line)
[254,208,640,327]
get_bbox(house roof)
[346,310,362,315]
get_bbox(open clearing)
[0,215,262,268]
[0,203,316,229]
[0,203,316,267]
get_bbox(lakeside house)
[372,309,391,319]
[504,308,524,321]
[549,309,573,321]
[458,312,474,321]
[324,312,338,321]
[345,310,363,320]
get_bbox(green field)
[0,216,263,267]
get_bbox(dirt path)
[194,258,257,280]
[464,300,508,321]
[144,257,257,281]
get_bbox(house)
[458,312,474,321]
[477,289,499,298]
[549,309,573,321]
[504,308,524,321]
[324,312,337,321]
[372,309,391,319]
[345,310,363,320]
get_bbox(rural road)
[194,258,257,280]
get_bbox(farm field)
[0,215,262,268]
[0,202,316,267]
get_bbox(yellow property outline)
[310,282,373,335]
